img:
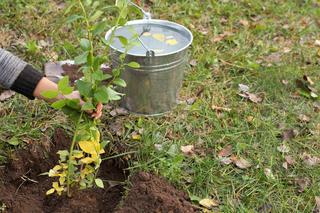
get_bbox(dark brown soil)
[116,172,197,213]
[61,63,82,85]
[0,129,197,213]
[0,129,127,213]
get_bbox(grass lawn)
[1,0,320,212]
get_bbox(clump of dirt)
[116,172,197,213]
[0,129,197,213]
[61,63,82,85]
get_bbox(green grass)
[1,0,320,212]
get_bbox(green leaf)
[62,107,81,122]
[115,0,126,7]
[94,86,109,103]
[106,87,122,101]
[89,10,103,22]
[92,70,112,81]
[92,21,109,36]
[76,80,92,97]
[118,17,127,26]
[80,38,91,51]
[74,51,89,65]
[66,15,83,24]
[117,36,128,46]
[84,0,92,6]
[81,101,95,111]
[58,77,73,95]
[57,150,69,162]
[93,56,107,71]
[41,90,59,99]
[127,61,140,68]
[113,78,126,87]
[95,178,104,188]
[66,99,80,110]
[8,137,19,146]
[101,140,110,149]
[51,100,67,109]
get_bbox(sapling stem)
[66,112,83,197]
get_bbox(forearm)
[0,48,45,99]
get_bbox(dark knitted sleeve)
[10,65,44,99]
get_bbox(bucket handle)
[129,1,152,20]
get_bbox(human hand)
[63,91,103,120]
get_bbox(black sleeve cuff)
[10,65,44,100]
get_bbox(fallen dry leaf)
[110,107,129,117]
[0,90,15,101]
[285,155,295,165]
[315,196,320,212]
[282,162,288,170]
[295,177,311,193]
[281,80,289,85]
[282,129,298,141]
[313,102,320,112]
[109,119,124,136]
[246,116,254,123]
[218,145,233,158]
[231,156,252,169]
[239,92,263,103]
[180,145,195,155]
[264,52,282,64]
[277,144,290,153]
[211,105,231,112]
[239,19,249,26]
[303,75,314,85]
[219,157,233,165]
[264,168,275,180]
[283,47,291,53]
[211,31,233,43]
[199,198,219,209]
[189,59,197,67]
[239,84,250,93]
[298,114,311,123]
[186,97,196,105]
[154,144,163,151]
[301,153,320,167]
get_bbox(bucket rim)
[105,19,193,57]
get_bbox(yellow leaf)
[199,198,219,209]
[79,141,96,154]
[80,157,95,164]
[61,163,68,169]
[48,169,59,177]
[131,132,141,140]
[53,165,62,171]
[59,176,65,185]
[46,188,55,195]
[152,33,165,42]
[142,32,151,37]
[52,182,64,195]
[72,151,84,159]
[91,153,99,161]
[166,39,178,45]
[52,182,60,190]
[93,140,105,154]
[80,165,94,178]
[95,130,100,143]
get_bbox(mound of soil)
[0,129,197,213]
[116,172,197,213]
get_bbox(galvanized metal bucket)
[106,19,193,115]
